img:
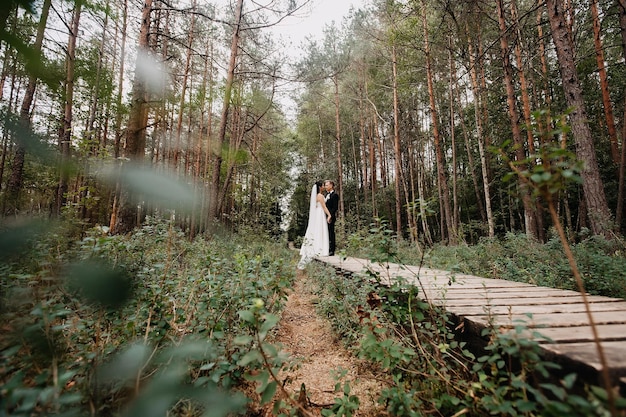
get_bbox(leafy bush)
[310,224,625,416]
[409,232,626,299]
[1,216,296,416]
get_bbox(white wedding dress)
[297,185,329,269]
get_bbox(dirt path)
[259,269,387,416]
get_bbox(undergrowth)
[308,259,625,416]
[1,216,297,416]
[347,224,626,299]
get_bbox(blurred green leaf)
[101,164,197,209]
[0,219,48,261]
[65,259,132,309]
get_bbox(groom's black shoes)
[329,252,334,256]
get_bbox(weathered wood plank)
[519,324,626,343]
[444,302,626,315]
[314,255,626,388]
[544,341,626,374]
[456,310,625,327]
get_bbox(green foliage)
[417,232,626,299]
[309,222,623,416]
[1,217,296,416]
[321,369,360,417]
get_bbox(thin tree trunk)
[536,4,553,140]
[5,0,50,213]
[56,2,81,215]
[209,0,243,223]
[545,0,614,237]
[496,0,537,238]
[615,0,626,227]
[332,73,345,225]
[202,42,215,233]
[466,21,495,237]
[112,0,152,234]
[85,3,108,157]
[391,44,403,238]
[591,0,619,164]
[422,0,455,244]
[511,0,546,241]
[113,0,128,159]
[457,78,485,223]
[174,1,196,171]
[511,0,535,155]
[448,36,459,231]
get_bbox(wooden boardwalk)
[314,255,626,391]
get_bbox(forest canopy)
[0,0,625,243]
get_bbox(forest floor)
[254,269,388,416]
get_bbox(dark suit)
[325,190,339,255]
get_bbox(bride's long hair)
[315,180,324,194]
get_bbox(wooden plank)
[424,287,582,302]
[542,341,626,373]
[427,296,592,307]
[444,302,626,316]
[517,324,626,343]
[462,311,626,327]
[315,256,626,385]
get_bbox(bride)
[297,181,332,269]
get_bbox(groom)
[324,180,339,255]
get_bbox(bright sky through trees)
[268,0,358,57]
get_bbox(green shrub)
[1,217,296,416]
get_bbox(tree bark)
[113,0,128,159]
[590,0,619,164]
[466,20,495,237]
[422,0,456,244]
[112,0,152,234]
[545,0,614,237]
[209,0,243,224]
[332,73,344,226]
[173,1,196,171]
[4,0,50,215]
[125,0,152,160]
[56,1,81,215]
[391,43,403,238]
[615,0,626,228]
[496,0,537,239]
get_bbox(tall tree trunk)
[416,141,433,245]
[512,0,545,241]
[448,36,459,231]
[422,0,456,244]
[201,42,215,233]
[112,0,152,234]
[332,73,345,225]
[4,0,50,214]
[113,0,128,159]
[511,0,535,155]
[615,0,626,228]
[357,63,369,209]
[56,1,81,215]
[391,44,403,238]
[536,4,553,139]
[209,0,243,223]
[545,0,614,237]
[466,21,495,237]
[365,81,379,218]
[496,0,537,238]
[591,0,619,164]
[85,2,108,156]
[125,0,152,160]
[174,1,196,171]
[455,66,485,223]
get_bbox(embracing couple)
[297,180,339,270]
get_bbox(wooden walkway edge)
[314,255,626,392]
